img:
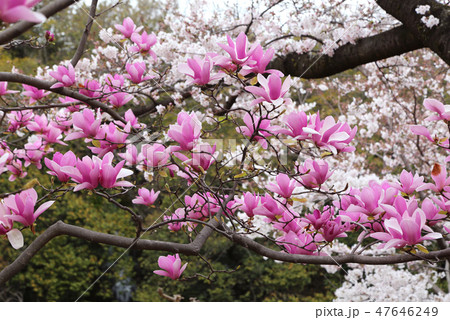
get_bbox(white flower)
[415,5,430,15]
[421,15,440,28]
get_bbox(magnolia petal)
[7,229,24,249]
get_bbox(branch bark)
[269,26,424,79]
[2,219,450,287]
[376,0,450,65]
[0,0,77,46]
[0,72,125,122]
[70,0,98,67]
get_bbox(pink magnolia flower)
[423,98,450,122]
[125,61,154,84]
[308,113,357,154]
[104,74,125,92]
[42,126,66,146]
[165,209,185,232]
[7,110,33,132]
[178,56,224,86]
[26,114,50,134]
[245,73,292,106]
[273,210,304,234]
[89,122,130,157]
[16,137,50,169]
[235,192,261,218]
[421,198,446,225]
[320,216,350,242]
[236,113,276,149]
[0,203,24,249]
[277,230,319,255]
[4,188,54,227]
[6,159,27,181]
[241,46,283,76]
[141,143,170,168]
[44,151,77,182]
[65,109,102,141]
[410,125,435,143]
[49,64,76,89]
[114,17,143,39]
[130,31,157,60]
[79,80,102,98]
[168,112,201,151]
[132,188,160,206]
[253,194,285,221]
[153,254,187,280]
[418,163,450,192]
[59,96,82,112]
[0,0,46,23]
[217,32,258,67]
[266,173,297,198]
[370,210,442,249]
[0,81,18,96]
[344,181,397,218]
[22,84,50,104]
[117,109,144,130]
[304,208,334,231]
[107,92,133,108]
[61,152,133,191]
[118,144,141,166]
[390,170,425,195]
[296,158,333,188]
[276,111,312,140]
[176,143,216,173]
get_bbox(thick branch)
[0,0,76,46]
[376,0,450,65]
[2,219,450,287]
[0,221,198,288]
[70,0,98,67]
[0,72,125,122]
[270,26,423,79]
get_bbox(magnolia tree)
[0,0,450,300]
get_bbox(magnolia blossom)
[236,113,276,149]
[22,84,50,104]
[245,73,292,106]
[132,188,160,206]
[370,210,442,249]
[44,151,77,182]
[296,159,333,188]
[153,254,187,280]
[0,81,18,96]
[178,56,224,86]
[60,152,133,191]
[114,17,143,39]
[130,31,157,60]
[0,0,46,23]
[216,32,258,68]
[3,188,54,227]
[390,170,425,195]
[49,64,76,89]
[125,61,154,84]
[0,203,24,249]
[266,173,297,199]
[167,112,201,151]
[235,192,261,218]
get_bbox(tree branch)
[0,0,77,46]
[376,0,450,65]
[0,72,125,122]
[70,0,98,67]
[2,218,450,287]
[269,26,423,79]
